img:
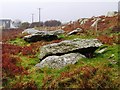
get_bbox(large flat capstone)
[39,38,103,60]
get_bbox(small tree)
[44,20,61,27]
[29,22,43,28]
[20,22,30,29]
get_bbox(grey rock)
[39,38,103,59]
[96,48,107,54]
[23,29,65,42]
[50,29,65,35]
[23,33,58,42]
[67,28,83,35]
[36,53,85,69]
[78,18,83,23]
[35,29,65,35]
[22,28,40,34]
[108,54,115,59]
[106,11,118,17]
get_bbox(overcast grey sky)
[0,0,118,23]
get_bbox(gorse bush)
[44,20,61,27]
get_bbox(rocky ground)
[1,12,120,89]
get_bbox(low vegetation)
[1,15,120,89]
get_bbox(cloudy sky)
[0,0,119,23]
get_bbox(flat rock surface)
[22,28,41,34]
[39,38,103,59]
[36,53,85,69]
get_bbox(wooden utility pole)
[31,14,34,23]
[38,8,41,26]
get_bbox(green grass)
[31,44,119,88]
[19,55,39,69]
[8,38,30,46]
[15,43,119,88]
[3,32,120,88]
[64,34,95,40]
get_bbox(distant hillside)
[62,11,118,33]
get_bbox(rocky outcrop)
[23,29,65,42]
[36,53,85,69]
[67,28,83,35]
[63,11,118,33]
[106,11,118,17]
[39,38,102,60]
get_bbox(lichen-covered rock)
[35,53,85,69]
[39,38,103,59]
[23,29,65,42]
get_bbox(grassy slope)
[6,33,120,89]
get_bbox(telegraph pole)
[38,8,41,26]
[31,14,34,23]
